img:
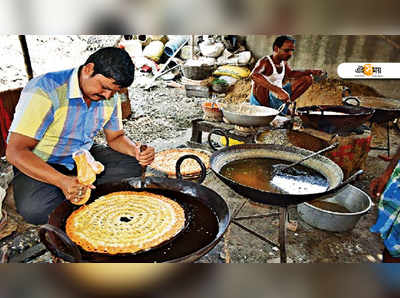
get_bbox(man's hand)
[105,129,156,167]
[135,144,155,167]
[275,89,290,102]
[370,171,391,199]
[59,176,95,203]
[288,102,297,115]
[309,70,324,76]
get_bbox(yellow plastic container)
[220,136,244,146]
[143,40,165,62]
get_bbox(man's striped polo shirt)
[8,67,123,170]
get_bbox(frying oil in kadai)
[220,158,329,195]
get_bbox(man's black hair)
[84,47,135,87]
[272,35,296,51]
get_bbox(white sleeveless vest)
[252,55,285,88]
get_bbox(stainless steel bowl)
[222,103,279,127]
[297,185,373,232]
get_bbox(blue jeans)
[250,83,292,115]
[12,144,142,224]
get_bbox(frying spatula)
[272,142,339,176]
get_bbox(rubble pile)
[119,34,255,104]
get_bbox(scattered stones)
[99,78,204,145]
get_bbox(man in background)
[250,35,323,115]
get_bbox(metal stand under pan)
[231,198,290,263]
[369,120,391,158]
[207,131,304,264]
[342,88,400,159]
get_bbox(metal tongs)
[272,142,339,176]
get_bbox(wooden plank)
[186,91,210,98]
[185,85,209,91]
[185,85,210,98]
[181,76,213,86]
[190,119,203,143]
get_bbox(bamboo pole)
[18,35,34,80]
[191,35,195,59]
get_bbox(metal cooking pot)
[297,105,374,132]
[342,87,400,123]
[222,103,279,127]
[297,184,373,232]
[209,141,363,207]
[39,155,230,263]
